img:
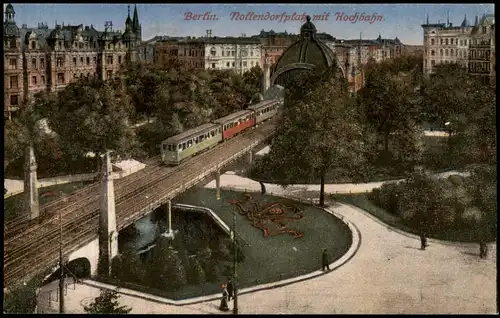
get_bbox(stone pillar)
[262,56,271,95]
[24,144,39,219]
[98,151,117,277]
[216,170,221,200]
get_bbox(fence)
[94,266,318,302]
[4,173,99,198]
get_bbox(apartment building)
[3,4,142,119]
[422,15,474,75]
[258,30,297,67]
[154,39,179,68]
[468,14,495,84]
[177,36,261,74]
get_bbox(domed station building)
[269,16,346,88]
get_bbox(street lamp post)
[232,212,238,315]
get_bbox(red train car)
[213,110,255,140]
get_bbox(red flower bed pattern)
[229,194,305,239]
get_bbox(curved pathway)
[40,171,497,314]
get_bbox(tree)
[146,238,187,291]
[83,289,132,314]
[358,65,422,154]
[420,63,481,128]
[242,65,264,99]
[262,65,368,206]
[46,77,136,166]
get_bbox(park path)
[38,172,496,314]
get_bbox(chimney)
[85,26,89,31]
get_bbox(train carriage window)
[188,140,192,147]
[178,144,182,150]
[211,130,215,137]
[218,128,221,133]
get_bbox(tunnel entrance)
[41,257,91,285]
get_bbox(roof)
[213,110,253,124]
[163,123,219,144]
[182,37,261,45]
[248,99,279,111]
[271,17,338,83]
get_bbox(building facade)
[258,30,297,67]
[422,15,474,75]
[154,39,179,68]
[468,14,495,84]
[178,37,261,74]
[3,4,142,119]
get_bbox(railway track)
[3,123,275,286]
[4,156,162,232]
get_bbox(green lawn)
[4,181,93,222]
[331,193,495,243]
[173,187,353,291]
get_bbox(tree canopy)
[84,289,132,314]
[45,77,137,160]
[256,65,368,206]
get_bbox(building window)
[226,62,230,67]
[31,41,36,49]
[40,58,45,68]
[9,58,16,69]
[73,57,77,66]
[231,51,235,57]
[445,39,448,45]
[10,95,19,106]
[212,63,216,68]
[93,57,97,64]
[451,49,454,56]
[460,40,463,46]
[57,57,63,67]
[32,76,37,86]
[464,39,467,46]
[10,39,16,48]
[31,58,36,68]
[431,39,435,45]
[210,47,216,56]
[439,49,443,56]
[243,61,247,67]
[106,70,113,78]
[108,43,112,50]
[41,75,45,84]
[118,56,122,64]
[431,60,435,66]
[10,76,18,89]
[86,57,90,65]
[57,73,65,84]
[440,39,443,45]
[431,50,435,56]
[445,49,448,56]
[232,62,235,67]
[450,38,453,45]
[222,50,225,57]
[80,57,84,64]
[107,55,113,64]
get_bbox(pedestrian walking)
[227,278,234,302]
[420,233,428,250]
[322,248,330,271]
[219,283,230,312]
[479,241,488,259]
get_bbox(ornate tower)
[4,3,22,120]
[123,5,137,63]
[132,4,141,42]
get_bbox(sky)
[5,3,495,45]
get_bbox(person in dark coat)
[420,233,428,250]
[322,248,330,271]
[219,283,229,312]
[479,241,487,258]
[227,278,234,302]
